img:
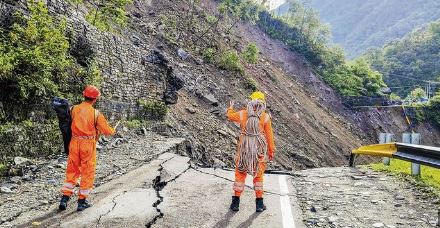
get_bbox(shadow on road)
[213,210,236,228]
[236,212,261,228]
[17,208,76,228]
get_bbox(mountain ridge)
[306,0,440,58]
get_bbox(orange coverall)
[61,102,115,199]
[227,108,275,198]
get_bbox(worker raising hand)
[226,91,275,213]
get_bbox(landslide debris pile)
[1,0,439,173]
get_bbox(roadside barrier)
[350,140,440,173]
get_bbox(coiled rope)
[236,100,268,176]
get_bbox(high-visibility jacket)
[226,107,275,198]
[71,102,115,138]
[62,101,115,199]
[226,108,275,157]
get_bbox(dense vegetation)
[255,0,386,96]
[364,20,440,98]
[0,0,100,122]
[0,0,109,164]
[303,0,440,58]
[69,0,132,31]
[156,0,386,96]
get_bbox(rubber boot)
[59,195,70,211]
[77,199,92,211]
[230,196,240,211]
[256,198,266,212]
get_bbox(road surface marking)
[279,175,296,228]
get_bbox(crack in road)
[95,191,127,227]
[146,156,191,228]
[192,167,296,197]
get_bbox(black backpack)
[52,97,100,154]
[52,97,73,154]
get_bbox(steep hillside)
[1,0,440,173]
[305,0,440,58]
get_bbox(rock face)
[0,1,183,120]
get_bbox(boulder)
[14,157,32,166]
[202,93,219,106]
[177,48,190,60]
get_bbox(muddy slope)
[125,0,440,169]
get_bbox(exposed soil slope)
[2,0,440,171]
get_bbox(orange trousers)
[61,138,97,199]
[233,161,266,198]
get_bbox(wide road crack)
[146,157,190,228]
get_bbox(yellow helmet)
[249,91,265,102]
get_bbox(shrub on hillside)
[68,0,132,31]
[218,50,244,75]
[0,1,72,103]
[245,77,258,91]
[138,99,168,121]
[203,48,217,64]
[242,43,259,64]
[125,119,147,129]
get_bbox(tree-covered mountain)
[364,20,440,98]
[255,0,387,96]
[302,0,440,58]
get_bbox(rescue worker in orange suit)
[226,91,275,212]
[59,85,116,211]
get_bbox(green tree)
[220,0,261,34]
[0,0,101,121]
[69,0,132,31]
[0,0,72,102]
[350,58,386,96]
[322,59,385,96]
[406,88,426,103]
[365,20,440,97]
[389,93,401,101]
[323,64,363,96]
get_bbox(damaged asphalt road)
[13,153,190,228]
[11,152,303,228]
[7,150,440,228]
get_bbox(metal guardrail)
[349,143,440,169]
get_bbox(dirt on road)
[293,167,439,227]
